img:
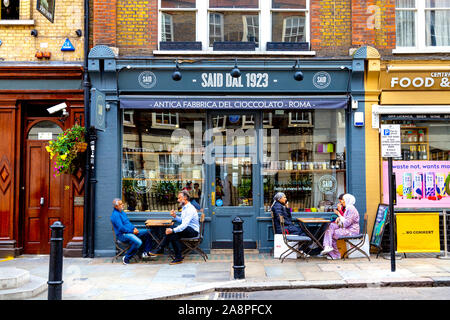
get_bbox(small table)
[145,219,174,249]
[297,218,331,252]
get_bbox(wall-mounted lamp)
[293,59,304,81]
[172,60,182,81]
[230,59,241,78]
[31,29,38,37]
[75,29,83,37]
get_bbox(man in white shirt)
[149,190,199,265]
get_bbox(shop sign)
[119,69,350,93]
[382,161,450,208]
[90,88,106,131]
[37,0,56,23]
[396,212,440,253]
[318,174,337,194]
[382,71,450,90]
[380,124,401,158]
[382,114,450,121]
[120,97,348,110]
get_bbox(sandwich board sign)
[381,124,401,158]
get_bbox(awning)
[371,104,450,128]
[119,96,349,110]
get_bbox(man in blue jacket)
[111,198,153,264]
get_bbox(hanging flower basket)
[45,124,87,176]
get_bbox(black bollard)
[232,216,245,279]
[48,221,65,300]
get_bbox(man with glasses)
[110,198,153,264]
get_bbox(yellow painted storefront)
[364,49,450,251]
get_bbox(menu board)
[370,203,390,249]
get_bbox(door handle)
[40,197,44,206]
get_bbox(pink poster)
[382,161,450,208]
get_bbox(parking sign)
[381,124,401,158]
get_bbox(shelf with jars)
[400,127,429,160]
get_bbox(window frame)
[394,1,450,53]
[157,0,312,54]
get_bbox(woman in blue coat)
[271,192,306,236]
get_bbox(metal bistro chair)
[180,212,208,261]
[339,213,371,261]
[111,224,131,263]
[279,215,312,263]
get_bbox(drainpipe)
[82,0,91,258]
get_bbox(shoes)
[122,256,129,265]
[320,246,334,256]
[298,250,310,258]
[141,252,149,259]
[326,256,335,260]
[148,251,162,257]
[308,242,319,250]
[169,257,183,265]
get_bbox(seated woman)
[320,193,360,259]
[271,192,306,236]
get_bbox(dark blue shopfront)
[87,45,367,256]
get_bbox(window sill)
[393,47,450,54]
[153,50,316,56]
[0,19,34,26]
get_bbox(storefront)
[369,60,450,252]
[88,45,368,255]
[0,64,86,257]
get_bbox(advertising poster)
[396,212,440,253]
[37,0,55,23]
[382,161,450,208]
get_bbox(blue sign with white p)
[384,129,390,135]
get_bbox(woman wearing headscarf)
[271,192,306,236]
[320,194,360,259]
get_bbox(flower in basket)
[46,124,87,176]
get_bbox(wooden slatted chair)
[180,212,208,261]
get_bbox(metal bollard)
[48,221,65,300]
[232,216,245,280]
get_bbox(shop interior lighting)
[230,59,241,78]
[293,59,304,81]
[172,60,182,81]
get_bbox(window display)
[122,110,206,212]
[381,118,450,208]
[262,109,346,213]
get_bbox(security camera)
[47,102,68,114]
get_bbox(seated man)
[149,190,199,265]
[110,198,152,264]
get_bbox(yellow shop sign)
[396,212,440,253]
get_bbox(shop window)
[1,0,20,20]
[395,0,450,51]
[158,0,311,52]
[380,117,450,208]
[122,110,206,212]
[263,109,347,213]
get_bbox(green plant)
[46,124,86,176]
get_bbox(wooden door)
[23,120,64,254]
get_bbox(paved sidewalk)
[1,252,450,300]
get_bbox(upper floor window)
[396,0,450,51]
[158,0,311,52]
[1,0,19,20]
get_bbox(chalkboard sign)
[370,203,390,249]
